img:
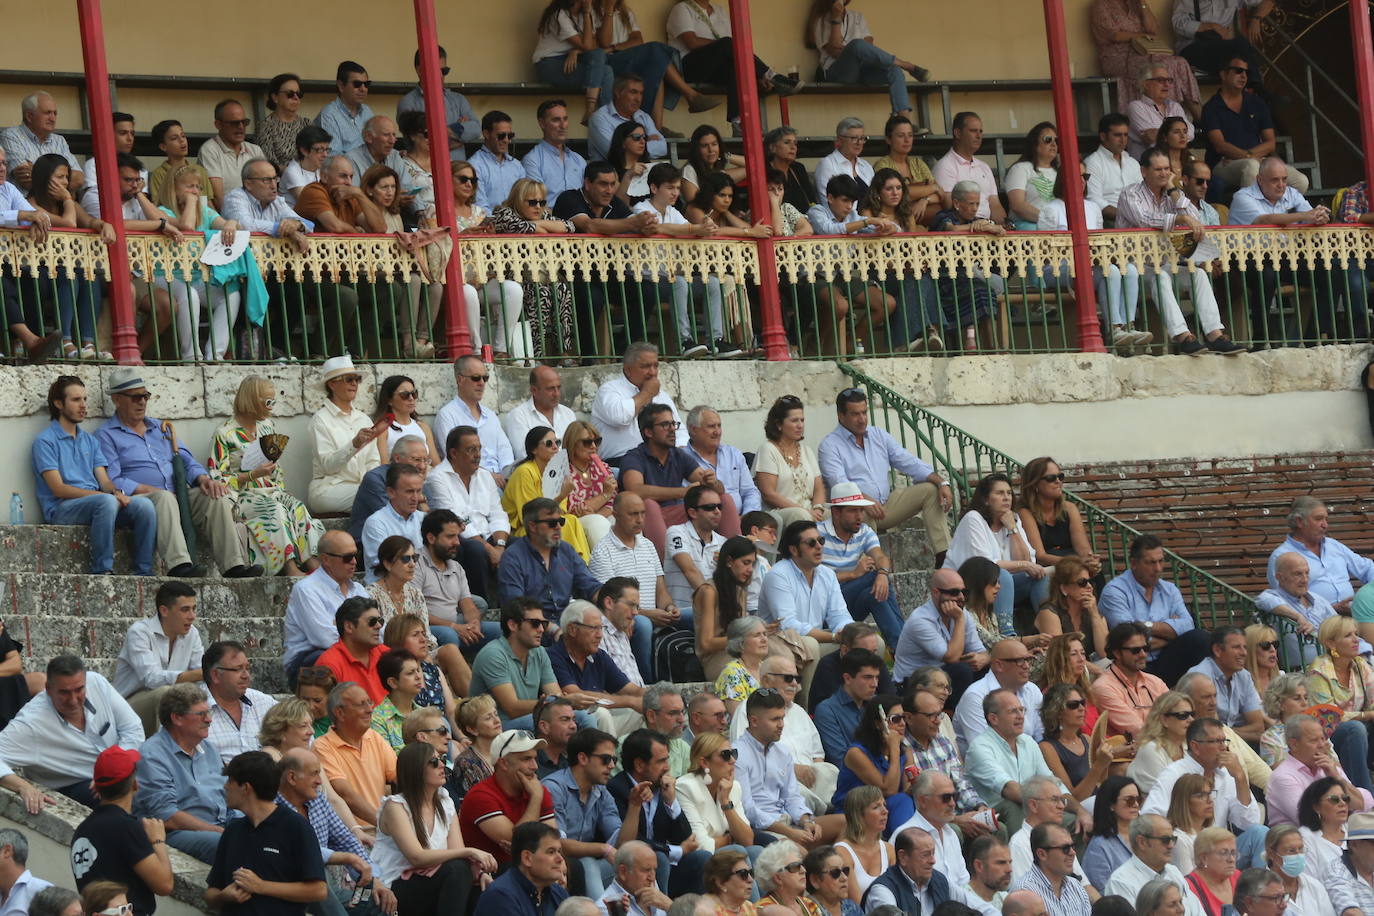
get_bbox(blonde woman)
[208,375,324,576]
[1307,614,1374,796]
[564,419,616,548]
[1184,827,1238,915]
[258,697,369,844]
[1244,623,1281,700]
[1165,772,1214,873]
[158,164,241,361]
[833,785,893,902]
[449,694,501,806]
[677,732,758,859]
[490,176,577,361]
[1127,691,1193,794]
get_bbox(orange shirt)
[293,181,365,229]
[316,641,387,703]
[314,726,397,815]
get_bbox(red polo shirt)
[316,641,387,703]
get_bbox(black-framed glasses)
[349,80,373,89]
[495,131,516,141]
[1165,710,1195,720]
[1191,177,1212,185]
[1145,834,1178,846]
[363,616,384,627]
[324,550,359,563]
[1121,645,1149,655]
[440,66,452,76]
[526,198,549,208]
[247,175,279,184]
[654,420,681,430]
[932,791,957,803]
[800,536,827,548]
[581,437,603,447]
[1042,473,1066,483]
[731,868,755,880]
[523,617,550,629]
[463,373,490,383]
[1064,699,1086,710]
[425,756,445,769]
[716,748,738,762]
[455,174,478,185]
[1256,640,1277,650]
[1038,843,1075,855]
[998,656,1033,666]
[279,89,303,100]
[534,517,567,527]
[695,503,724,512]
[935,587,967,596]
[822,866,851,879]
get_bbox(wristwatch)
[488,534,508,547]
[721,802,736,811]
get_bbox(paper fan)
[260,433,290,462]
[1305,703,1344,739]
[1168,228,1199,260]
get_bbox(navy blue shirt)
[546,641,632,694]
[497,536,603,622]
[473,867,568,916]
[619,443,698,508]
[1200,91,1274,167]
[347,464,389,543]
[206,805,326,916]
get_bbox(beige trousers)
[593,706,645,738]
[876,483,952,551]
[141,487,248,572]
[308,479,361,515]
[126,685,172,737]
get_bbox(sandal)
[413,338,436,359]
[61,338,80,361]
[78,343,113,361]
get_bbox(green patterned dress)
[208,419,324,574]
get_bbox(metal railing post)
[76,0,140,364]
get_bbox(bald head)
[319,530,358,584]
[1003,890,1049,916]
[322,155,354,187]
[930,568,962,592]
[280,746,316,774]
[612,491,648,536]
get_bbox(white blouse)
[943,510,1037,571]
[677,771,746,849]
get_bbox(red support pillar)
[1350,0,1374,194]
[414,0,473,358]
[1042,0,1106,353]
[725,0,790,360]
[76,0,140,364]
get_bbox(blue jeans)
[47,492,156,574]
[884,274,940,345]
[995,568,1049,636]
[535,51,614,102]
[1332,720,1374,794]
[631,613,654,682]
[821,40,909,114]
[608,41,679,111]
[572,855,615,898]
[167,828,221,864]
[841,570,905,648]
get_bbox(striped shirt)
[816,519,879,571]
[1009,865,1092,916]
[589,531,664,610]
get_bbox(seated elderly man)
[861,826,992,913]
[313,682,397,826]
[902,686,998,842]
[344,117,406,189]
[598,840,672,916]
[134,684,229,864]
[294,155,387,233]
[813,118,877,202]
[98,367,260,580]
[1103,814,1203,915]
[1002,774,1091,890]
[498,498,604,625]
[1228,157,1341,347]
[282,529,369,683]
[932,112,1005,221]
[547,599,645,736]
[685,405,760,519]
[1127,63,1195,159]
[0,654,143,808]
[349,434,430,545]
[434,355,516,481]
[0,91,82,195]
[891,770,971,888]
[113,580,205,735]
[1174,671,1271,793]
[1269,495,1374,615]
[1268,713,1372,828]
[198,99,266,211]
[222,157,312,253]
[1258,551,1354,665]
[426,425,511,603]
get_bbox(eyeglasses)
[695,503,724,512]
[534,517,567,527]
[1038,843,1075,855]
[936,587,968,597]
[839,134,867,143]
[1064,699,1086,710]
[425,756,446,769]
[363,616,384,627]
[1191,177,1211,185]
[1145,835,1178,846]
[280,89,303,99]
[455,174,479,185]
[1226,66,1250,74]
[216,664,249,674]
[308,144,330,155]
[1041,473,1066,483]
[1071,578,1092,588]
[349,80,373,89]
[1118,795,1142,807]
[1193,737,1230,746]
[540,438,562,449]
[783,861,804,873]
[1036,794,1069,807]
[930,791,957,803]
[716,748,738,761]
[1165,710,1195,720]
[627,133,647,141]
[120,392,152,402]
[526,198,549,208]
[1121,645,1149,655]
[1256,640,1277,651]
[1040,135,1058,144]
[771,673,801,684]
[99,905,134,916]
[1190,789,1218,800]
[247,175,278,184]
[524,617,550,629]
[581,437,603,447]
[495,131,516,141]
[590,753,619,766]
[822,866,851,879]
[654,420,681,430]
[324,551,359,563]
[1146,76,1175,83]
[1205,848,1238,859]
[801,537,827,548]
[397,389,418,400]
[419,724,451,736]
[731,868,755,880]
[1325,793,1353,805]
[997,656,1033,666]
[463,374,490,383]
[398,554,419,564]
[264,398,277,409]
[1251,893,1285,903]
[179,708,213,720]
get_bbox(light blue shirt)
[134,728,229,825]
[587,107,667,162]
[1099,569,1195,660]
[1255,585,1368,659]
[344,145,407,188]
[542,767,623,844]
[361,503,425,583]
[282,567,369,666]
[1227,182,1313,226]
[1268,534,1374,605]
[894,599,986,682]
[318,97,376,157]
[965,727,1061,807]
[0,181,32,226]
[687,442,761,515]
[523,141,588,201]
[397,86,480,161]
[817,424,936,504]
[735,728,809,828]
[758,558,854,636]
[470,146,527,211]
[1185,656,1261,729]
[805,201,871,237]
[221,188,314,237]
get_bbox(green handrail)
[836,361,1314,664]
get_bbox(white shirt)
[589,531,665,609]
[729,698,827,766]
[206,687,277,767]
[1141,754,1263,830]
[434,397,514,478]
[501,398,579,459]
[112,616,206,696]
[814,149,876,203]
[943,511,1038,571]
[309,399,381,499]
[590,373,687,460]
[0,671,143,786]
[1037,199,1105,232]
[1084,145,1143,215]
[663,522,725,610]
[0,870,52,916]
[1008,822,1090,891]
[812,9,871,69]
[894,809,970,887]
[424,460,507,539]
[281,161,319,204]
[282,567,370,666]
[862,866,990,914]
[1284,871,1337,916]
[952,669,1044,755]
[1104,857,1204,916]
[666,0,732,55]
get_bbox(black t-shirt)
[1199,91,1274,167]
[206,805,326,916]
[71,804,158,916]
[552,188,631,225]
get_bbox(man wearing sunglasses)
[314,597,389,704]
[397,46,480,162]
[199,98,266,211]
[497,499,604,630]
[1100,534,1212,685]
[901,686,997,841]
[588,75,668,163]
[1008,823,1093,916]
[319,60,375,158]
[471,597,595,730]
[282,530,369,685]
[1002,774,1092,895]
[894,770,975,892]
[471,110,526,211]
[953,640,1045,757]
[894,567,987,697]
[504,366,578,460]
[1092,622,1168,740]
[541,727,628,898]
[1182,161,1222,226]
[1103,814,1199,913]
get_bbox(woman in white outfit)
[374,374,440,466]
[676,731,762,864]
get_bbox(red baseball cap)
[93,746,141,788]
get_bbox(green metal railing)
[837,360,1314,664]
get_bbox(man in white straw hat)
[98,366,262,579]
[308,355,388,514]
[817,481,903,649]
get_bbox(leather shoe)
[224,564,265,579]
[168,563,208,577]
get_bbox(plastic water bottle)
[8,493,22,525]
[855,338,866,355]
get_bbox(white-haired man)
[1,91,82,195]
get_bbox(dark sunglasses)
[1191,177,1211,185]
[398,554,419,564]
[716,748,738,762]
[324,550,359,563]
[363,616,384,627]
[732,868,755,880]
[1256,641,1277,651]
[526,198,549,208]
[1071,577,1092,588]
[580,437,603,447]
[464,373,490,383]
[221,119,252,128]
[523,617,550,628]
[420,724,451,736]
[772,673,801,684]
[280,90,303,100]
[591,753,618,766]
[822,867,851,879]
[396,389,419,399]
[800,536,827,548]
[936,587,968,596]
[494,131,516,141]
[349,80,373,89]
[1121,645,1149,655]
[425,756,445,769]
[1165,710,1195,720]
[1064,699,1086,710]
[1041,473,1066,482]
[120,392,153,403]
[695,503,724,512]
[933,791,957,803]
[534,517,567,527]
[628,133,647,141]
[1226,66,1249,74]
[1040,843,1076,855]
[783,862,804,873]
[441,66,452,76]
[455,174,479,185]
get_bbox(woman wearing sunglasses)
[1127,691,1194,795]
[757,839,813,915]
[208,375,324,577]
[830,695,916,831]
[1306,615,1374,795]
[1297,775,1351,876]
[1083,775,1143,891]
[678,733,760,862]
[1039,682,1133,804]
[704,847,759,916]
[373,742,497,916]
[833,786,893,903]
[375,375,440,467]
[1018,457,1105,582]
[489,177,579,363]
[803,845,861,916]
[383,613,464,721]
[1245,624,1283,699]
[564,420,616,549]
[259,73,312,172]
[608,119,656,207]
[1259,673,1308,767]
[80,882,131,916]
[502,426,592,561]
[369,535,431,621]
[1165,773,1215,874]
[447,695,502,807]
[1035,559,1108,663]
[371,649,426,752]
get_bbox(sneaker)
[1128,328,1154,347]
[926,329,945,352]
[680,336,708,358]
[713,338,744,358]
[910,65,931,82]
[1174,336,1206,356]
[770,73,805,96]
[1111,327,1136,354]
[1205,333,1246,355]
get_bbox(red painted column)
[414,0,473,357]
[725,0,790,360]
[76,0,140,364]
[1350,0,1374,194]
[1042,0,1106,353]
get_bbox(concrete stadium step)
[881,525,935,616]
